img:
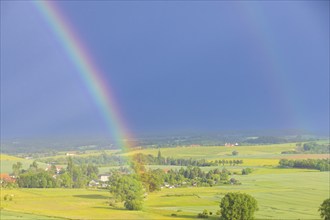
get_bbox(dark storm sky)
[1,1,329,138]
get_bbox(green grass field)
[123,143,297,159]
[1,143,329,219]
[0,210,65,219]
[1,169,328,219]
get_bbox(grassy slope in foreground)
[1,169,329,219]
[0,210,65,220]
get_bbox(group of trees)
[244,136,287,144]
[13,158,99,188]
[282,142,330,154]
[163,166,240,187]
[214,159,243,166]
[108,166,242,210]
[132,152,244,167]
[279,159,330,171]
[132,152,216,167]
[301,142,330,154]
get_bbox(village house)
[0,173,16,185]
[65,152,76,156]
[45,165,63,174]
[88,174,111,188]
[99,174,110,182]
[88,179,99,187]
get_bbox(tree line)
[132,151,243,167]
[301,142,329,154]
[37,151,244,168]
[279,159,330,171]
[282,142,329,154]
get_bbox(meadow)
[1,169,328,219]
[0,154,47,174]
[1,143,329,219]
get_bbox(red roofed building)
[0,173,16,184]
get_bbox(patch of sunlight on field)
[123,143,296,159]
[0,188,188,219]
[0,154,25,161]
[146,171,329,219]
[252,167,319,175]
[232,158,279,166]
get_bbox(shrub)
[197,209,209,218]
[124,199,143,210]
[4,194,13,201]
[242,168,253,175]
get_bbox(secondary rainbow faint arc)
[34,1,132,150]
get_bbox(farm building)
[0,173,16,184]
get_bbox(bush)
[4,194,13,201]
[124,199,143,210]
[171,213,177,217]
[229,178,241,185]
[197,209,209,218]
[108,199,116,207]
[242,168,253,175]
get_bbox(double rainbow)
[34,1,132,150]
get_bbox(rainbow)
[236,3,300,129]
[34,1,132,150]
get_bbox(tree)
[12,162,23,176]
[109,174,144,210]
[220,192,258,220]
[29,161,39,171]
[157,150,162,165]
[232,151,239,156]
[130,161,146,174]
[319,198,330,220]
[141,169,164,192]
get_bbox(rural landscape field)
[1,140,329,219]
[1,1,329,219]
